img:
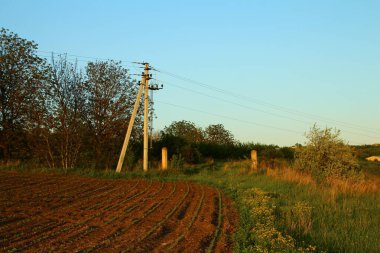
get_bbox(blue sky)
[1,0,379,146]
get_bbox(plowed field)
[0,171,237,252]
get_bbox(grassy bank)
[170,165,379,253]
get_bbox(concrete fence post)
[251,150,258,172]
[162,147,168,170]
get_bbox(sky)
[1,0,379,146]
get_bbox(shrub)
[170,154,185,171]
[294,125,361,182]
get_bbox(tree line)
[1,28,363,183]
[0,28,295,171]
[149,120,294,164]
[0,28,144,170]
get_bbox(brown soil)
[0,171,238,252]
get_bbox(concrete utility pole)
[142,64,163,172]
[143,63,150,172]
[115,62,162,173]
[115,70,146,173]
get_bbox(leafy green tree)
[0,28,48,161]
[84,61,140,169]
[294,124,361,182]
[204,123,235,145]
[163,120,204,143]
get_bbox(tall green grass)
[152,165,379,253]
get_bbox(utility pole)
[115,62,162,173]
[115,69,146,173]
[143,63,150,172]
[143,64,163,171]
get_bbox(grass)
[142,163,378,253]
[1,162,379,253]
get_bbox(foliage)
[0,28,147,171]
[242,188,317,252]
[170,153,185,171]
[44,54,85,171]
[84,60,140,169]
[0,24,296,173]
[204,124,234,145]
[352,145,380,160]
[359,160,380,176]
[295,124,361,182]
[154,124,294,164]
[163,120,204,143]
[180,143,202,163]
[0,28,49,161]
[154,133,187,158]
[197,142,236,159]
[185,165,378,253]
[151,134,201,164]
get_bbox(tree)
[84,61,140,169]
[43,54,85,170]
[163,120,204,143]
[159,121,204,163]
[0,28,48,161]
[294,124,361,182]
[204,123,234,145]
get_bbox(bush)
[294,125,361,182]
[170,154,185,171]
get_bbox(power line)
[156,78,380,140]
[156,100,303,135]
[156,100,371,146]
[34,49,379,142]
[155,78,314,124]
[156,68,380,134]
